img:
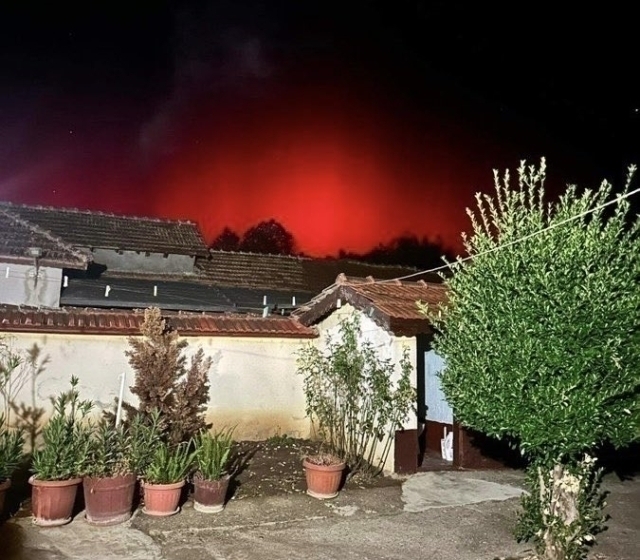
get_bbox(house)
[3,201,507,474]
[2,202,443,469]
[0,207,90,307]
[294,274,509,472]
[0,202,422,314]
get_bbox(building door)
[425,350,452,426]
[422,349,454,458]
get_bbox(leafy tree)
[426,160,640,560]
[210,227,240,252]
[239,219,297,255]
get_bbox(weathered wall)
[2,332,310,441]
[0,263,62,308]
[312,304,418,473]
[89,248,195,274]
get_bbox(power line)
[378,182,640,284]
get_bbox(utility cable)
[377,182,640,284]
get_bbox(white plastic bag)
[441,427,454,462]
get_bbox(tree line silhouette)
[210,219,454,270]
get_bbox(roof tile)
[294,278,448,336]
[0,209,90,269]
[0,202,208,257]
[0,306,316,338]
[198,250,423,293]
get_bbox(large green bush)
[427,160,640,560]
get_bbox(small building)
[294,274,508,473]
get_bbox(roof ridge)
[0,207,91,263]
[334,275,443,287]
[324,257,420,271]
[207,249,310,261]
[0,201,199,227]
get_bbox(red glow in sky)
[0,4,629,260]
[2,82,557,258]
[144,87,512,256]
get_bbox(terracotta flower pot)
[0,478,10,514]
[141,480,185,516]
[193,474,230,513]
[29,475,83,527]
[303,458,346,499]
[83,473,137,526]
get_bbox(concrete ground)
[2,470,638,560]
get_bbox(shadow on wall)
[0,341,48,452]
[1,339,50,521]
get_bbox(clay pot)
[0,478,10,514]
[29,476,83,526]
[303,458,346,499]
[141,480,185,516]
[193,474,230,513]
[83,473,137,526]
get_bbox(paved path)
[2,471,638,560]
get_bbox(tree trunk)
[538,464,581,560]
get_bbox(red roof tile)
[294,276,447,336]
[0,306,316,338]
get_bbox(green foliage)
[85,410,162,478]
[429,160,640,464]
[297,315,416,476]
[426,159,639,558]
[143,440,195,485]
[31,376,93,481]
[127,410,164,475]
[193,428,234,481]
[0,338,22,421]
[85,420,129,478]
[125,307,212,447]
[265,430,295,446]
[0,414,24,481]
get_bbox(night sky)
[1,2,637,257]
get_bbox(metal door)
[425,350,453,424]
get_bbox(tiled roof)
[294,275,448,336]
[0,306,316,338]
[197,251,309,291]
[0,208,90,269]
[197,250,425,293]
[0,202,209,257]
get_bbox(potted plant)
[302,453,346,499]
[0,414,24,515]
[82,412,161,526]
[141,440,195,516]
[297,316,415,497]
[192,428,234,513]
[30,376,93,526]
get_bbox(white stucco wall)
[312,304,418,473]
[0,263,62,308]
[1,332,310,442]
